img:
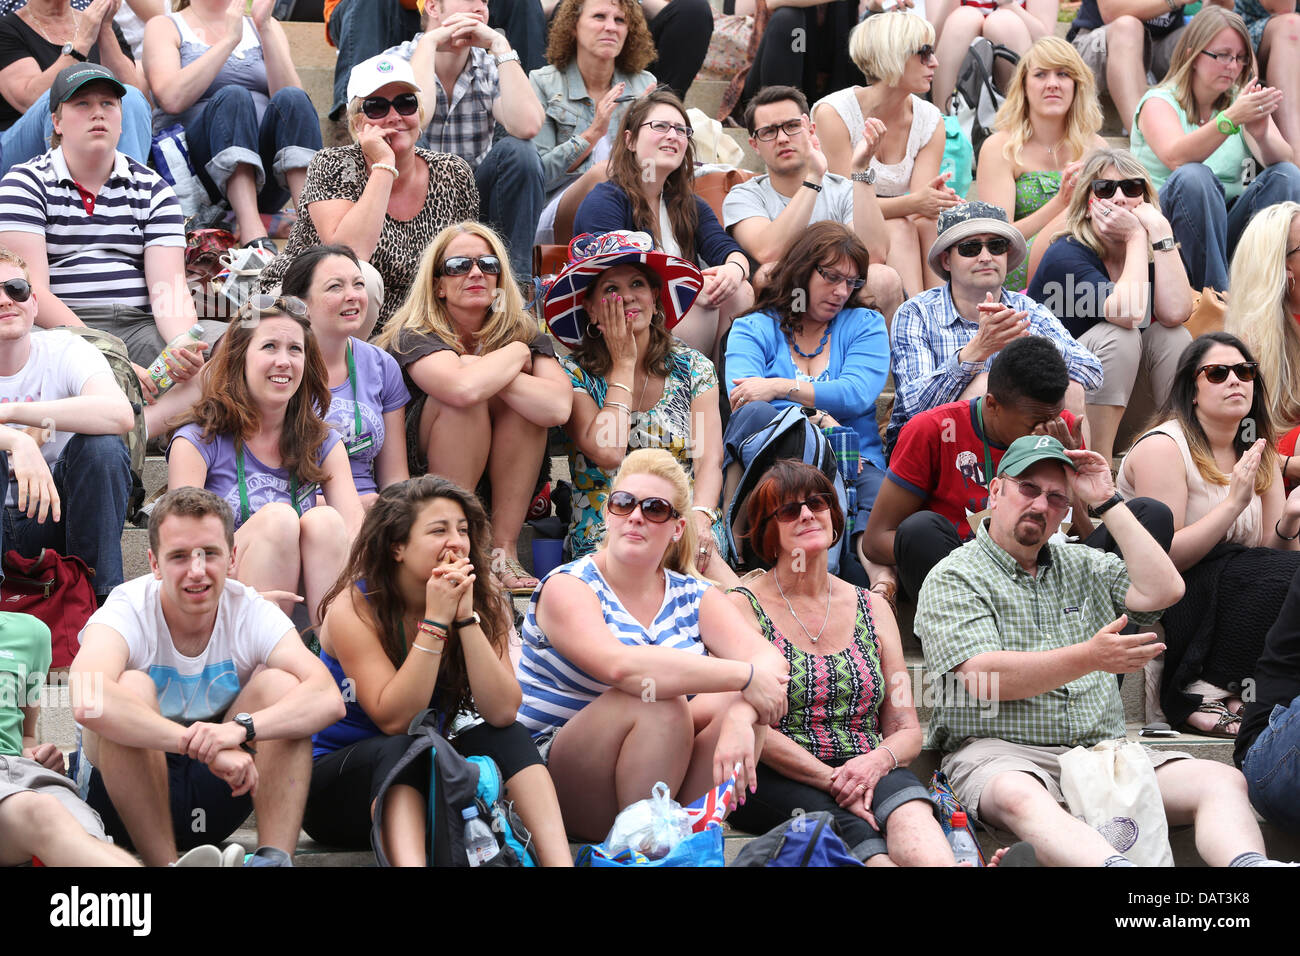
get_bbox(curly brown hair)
[750,221,872,338]
[546,0,656,74]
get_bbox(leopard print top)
[259,145,479,335]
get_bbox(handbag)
[0,549,97,669]
[150,125,210,219]
[1184,286,1228,340]
[1059,738,1174,867]
[701,10,753,80]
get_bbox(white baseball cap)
[346,54,421,102]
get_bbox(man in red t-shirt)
[865,336,1173,603]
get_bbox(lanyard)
[346,340,362,440]
[974,397,996,486]
[235,446,301,525]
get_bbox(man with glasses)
[886,201,1101,456]
[916,434,1288,867]
[384,0,545,280]
[722,85,904,323]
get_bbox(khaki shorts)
[1072,24,1185,101]
[940,736,1192,827]
[0,753,108,842]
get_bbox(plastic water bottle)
[948,811,981,866]
[147,324,205,394]
[463,806,499,867]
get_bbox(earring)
[586,321,602,337]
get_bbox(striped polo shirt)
[517,555,711,737]
[0,148,185,310]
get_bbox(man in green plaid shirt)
[916,435,1285,867]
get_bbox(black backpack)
[949,37,1019,171]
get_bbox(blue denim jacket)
[528,60,655,195]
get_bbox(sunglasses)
[1090,178,1146,200]
[640,119,693,139]
[1196,362,1258,384]
[752,118,805,142]
[607,490,680,523]
[954,238,1011,258]
[1001,475,1071,510]
[246,294,308,318]
[913,44,936,60]
[0,277,31,302]
[769,492,834,523]
[439,255,502,277]
[814,264,866,290]
[361,92,420,120]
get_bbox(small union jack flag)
[682,765,739,832]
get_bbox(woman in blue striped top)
[518,448,791,840]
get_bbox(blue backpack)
[731,811,866,867]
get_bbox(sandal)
[869,580,898,617]
[1181,700,1241,739]
[498,557,539,594]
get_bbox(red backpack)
[0,550,97,669]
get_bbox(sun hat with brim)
[996,434,1077,478]
[927,200,1027,281]
[541,232,704,348]
[347,54,420,102]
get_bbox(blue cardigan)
[573,180,744,266]
[724,307,890,469]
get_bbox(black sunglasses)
[607,490,679,523]
[913,44,935,60]
[361,92,420,120]
[0,277,31,302]
[1001,475,1071,510]
[954,238,1011,258]
[769,493,833,523]
[1196,362,1258,384]
[439,255,502,277]
[1091,178,1146,199]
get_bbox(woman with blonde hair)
[377,222,572,593]
[1028,147,1192,465]
[814,12,958,293]
[976,35,1106,290]
[1131,5,1300,294]
[517,447,790,841]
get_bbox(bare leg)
[1085,403,1125,466]
[503,764,575,866]
[978,770,1122,866]
[1063,380,1088,448]
[678,691,766,806]
[0,792,140,867]
[233,503,303,617]
[1105,17,1147,133]
[226,163,269,243]
[933,7,986,114]
[864,263,905,328]
[928,0,960,44]
[298,506,349,627]
[1261,16,1300,147]
[885,218,923,298]
[882,798,958,866]
[1156,758,1264,866]
[377,784,427,867]
[420,394,491,489]
[81,670,177,866]
[916,217,943,290]
[286,167,309,212]
[983,9,1034,91]
[487,394,548,586]
[958,371,989,401]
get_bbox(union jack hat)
[541,232,704,348]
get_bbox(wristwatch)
[692,505,722,524]
[1151,236,1178,252]
[234,712,255,742]
[1216,111,1240,136]
[801,180,823,193]
[1087,492,1125,519]
[493,49,520,67]
[850,169,877,185]
[61,42,87,62]
[454,611,481,630]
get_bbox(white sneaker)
[172,845,221,867]
[219,843,246,867]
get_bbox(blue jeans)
[186,85,321,213]
[1242,692,1300,835]
[0,85,152,178]
[327,0,421,120]
[1159,160,1300,293]
[0,433,131,597]
[474,135,545,281]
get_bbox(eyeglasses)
[1196,362,1259,384]
[954,238,1011,258]
[640,119,693,139]
[1090,178,1146,200]
[752,118,805,142]
[1001,475,1071,510]
[361,92,420,120]
[607,490,680,523]
[1200,49,1249,67]
[768,492,834,523]
[0,277,31,302]
[913,44,936,61]
[246,294,308,319]
[439,255,502,277]
[814,264,866,289]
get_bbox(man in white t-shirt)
[71,487,346,867]
[723,85,904,322]
[0,245,134,602]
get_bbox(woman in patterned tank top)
[725,460,957,864]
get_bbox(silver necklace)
[771,568,832,644]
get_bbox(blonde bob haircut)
[1158,6,1255,123]
[1056,147,1159,259]
[602,449,701,579]
[376,222,535,357]
[848,12,934,87]
[995,36,1102,169]
[1226,201,1300,432]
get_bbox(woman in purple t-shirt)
[281,244,410,504]
[168,298,365,627]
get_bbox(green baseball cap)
[997,435,1076,478]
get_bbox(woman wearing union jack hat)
[544,230,737,586]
